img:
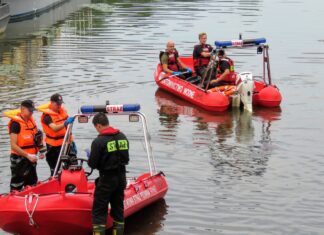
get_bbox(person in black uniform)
[88,112,129,235]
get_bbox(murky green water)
[1,0,324,234]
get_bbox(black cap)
[21,100,35,112]
[50,93,64,105]
[217,49,225,56]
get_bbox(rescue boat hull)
[154,56,281,111]
[154,62,230,112]
[0,170,168,235]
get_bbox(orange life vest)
[159,49,180,72]
[37,103,69,146]
[4,110,38,155]
[208,85,236,96]
[217,57,237,84]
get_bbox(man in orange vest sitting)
[210,49,236,87]
[6,100,45,191]
[38,93,75,176]
[160,40,192,78]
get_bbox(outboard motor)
[237,72,254,112]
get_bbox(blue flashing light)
[122,104,141,112]
[80,104,141,114]
[215,40,233,48]
[80,106,94,114]
[215,38,266,48]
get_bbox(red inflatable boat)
[154,38,282,112]
[0,104,168,235]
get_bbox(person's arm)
[10,133,29,158]
[161,54,175,74]
[87,139,101,169]
[201,51,211,57]
[211,61,230,84]
[201,45,213,58]
[216,69,230,82]
[9,123,37,162]
[177,58,189,70]
[43,115,65,132]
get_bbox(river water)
[0,0,324,234]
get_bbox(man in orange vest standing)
[5,100,45,191]
[38,93,75,176]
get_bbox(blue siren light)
[215,38,266,48]
[80,104,141,114]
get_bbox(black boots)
[112,221,124,235]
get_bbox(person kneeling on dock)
[87,113,129,235]
[160,40,192,79]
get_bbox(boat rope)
[24,193,39,228]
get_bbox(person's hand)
[172,71,182,76]
[39,153,45,160]
[210,79,217,85]
[84,149,91,159]
[64,117,75,127]
[27,154,38,163]
[186,68,192,73]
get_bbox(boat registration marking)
[162,79,196,99]
[124,186,157,209]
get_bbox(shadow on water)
[124,199,168,235]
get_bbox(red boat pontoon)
[154,37,282,112]
[0,103,168,235]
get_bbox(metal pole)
[138,112,155,176]
[263,45,266,84]
[53,121,73,176]
[265,45,272,85]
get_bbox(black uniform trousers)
[45,144,61,176]
[10,154,38,191]
[92,168,127,225]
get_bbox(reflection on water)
[125,199,168,235]
[0,0,324,234]
[155,89,281,178]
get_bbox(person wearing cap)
[3,100,45,191]
[37,93,75,176]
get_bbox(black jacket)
[88,127,129,174]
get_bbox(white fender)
[237,72,254,112]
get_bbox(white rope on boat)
[24,193,39,227]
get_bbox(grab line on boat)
[24,194,39,228]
